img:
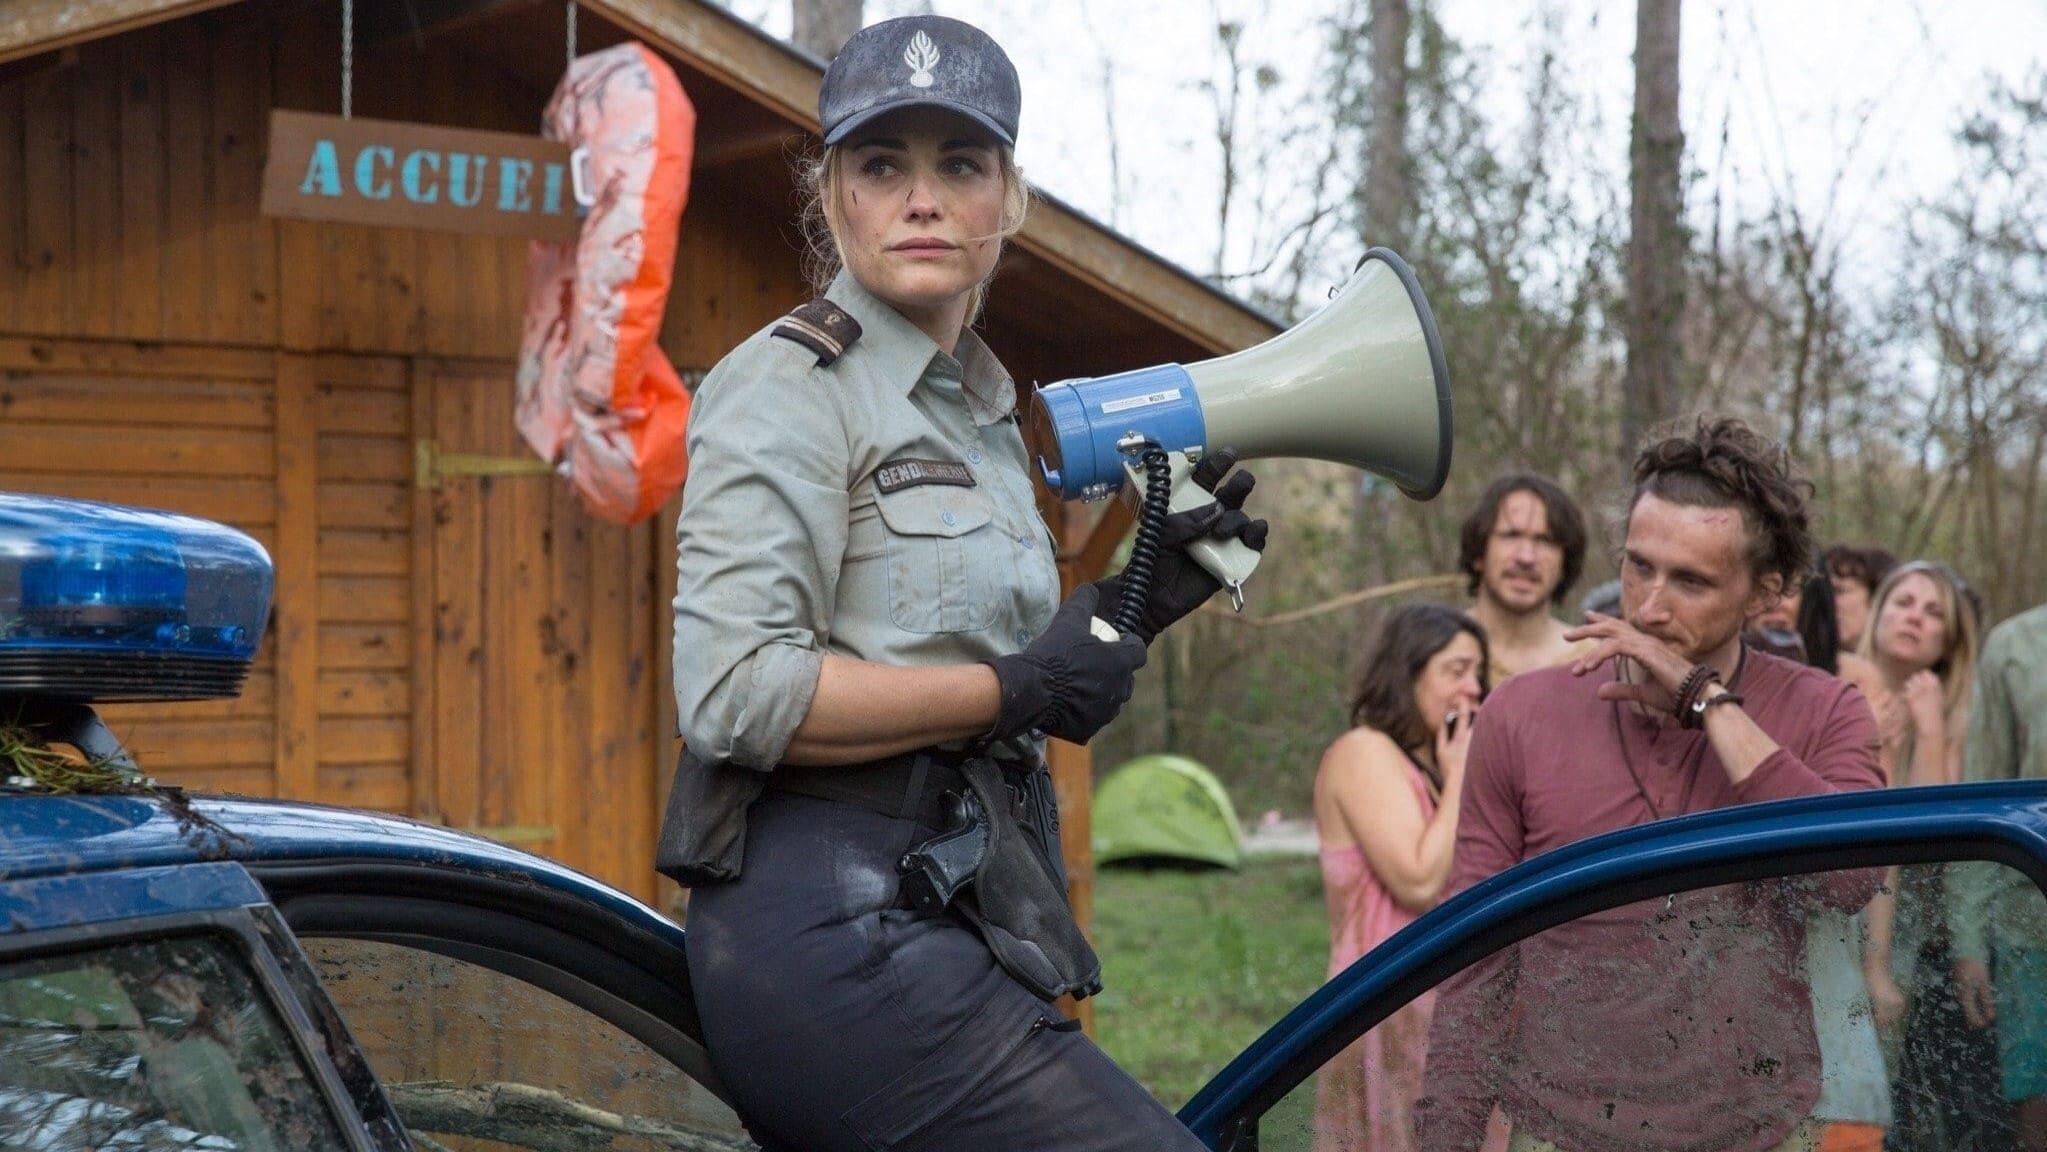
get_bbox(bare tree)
[1624,0,1685,456]
[1200,12,1287,278]
[1363,0,1410,251]
[793,0,862,60]
[1206,16,1249,274]
[1351,0,1412,553]
[1081,3,1126,229]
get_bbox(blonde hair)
[1857,560,1982,724]
[797,144,1032,326]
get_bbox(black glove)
[1094,448,1269,644]
[983,583,1148,744]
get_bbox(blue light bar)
[0,494,273,702]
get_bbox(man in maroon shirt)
[1415,418,1885,1152]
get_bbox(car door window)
[0,932,354,1151]
[1261,858,2047,1152]
[301,937,754,1152]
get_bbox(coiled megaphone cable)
[1110,444,1174,639]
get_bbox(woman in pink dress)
[1313,604,1489,1152]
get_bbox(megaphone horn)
[1028,248,1452,630]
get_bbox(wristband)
[1693,690,1745,725]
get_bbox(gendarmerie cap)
[819,16,1021,147]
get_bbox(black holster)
[764,750,1102,1003]
[951,756,1103,1002]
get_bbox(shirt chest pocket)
[875,485,999,634]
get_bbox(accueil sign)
[261,110,581,241]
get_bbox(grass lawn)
[1090,854,1330,1108]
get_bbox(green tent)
[1092,755,1245,870]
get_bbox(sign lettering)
[262,110,580,241]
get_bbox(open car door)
[1182,781,2047,1152]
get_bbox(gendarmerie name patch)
[875,458,976,493]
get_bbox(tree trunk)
[1356,0,1410,554]
[1364,0,1411,251]
[1624,0,1684,457]
[793,0,862,61]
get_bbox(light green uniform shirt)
[1950,604,2047,962]
[671,270,1062,770]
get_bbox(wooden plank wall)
[419,357,659,889]
[309,355,415,812]
[0,339,281,794]
[0,4,540,357]
[0,19,277,347]
[269,3,536,359]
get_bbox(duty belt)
[766,749,986,830]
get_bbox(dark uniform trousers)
[684,792,1210,1152]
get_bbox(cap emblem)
[903,30,940,88]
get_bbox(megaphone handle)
[1161,459,1262,609]
[1187,533,1261,611]
[1116,454,1266,614]
[1089,617,1122,642]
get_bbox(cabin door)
[415,358,662,902]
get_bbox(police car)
[2,493,2041,1152]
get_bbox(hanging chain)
[566,1,577,66]
[340,0,354,119]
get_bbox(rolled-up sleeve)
[672,341,851,769]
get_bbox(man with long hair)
[1416,418,1886,1152]
[1458,473,1591,684]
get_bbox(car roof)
[0,791,678,944]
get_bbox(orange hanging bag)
[516,42,696,525]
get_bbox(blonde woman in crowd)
[1853,562,1988,1151]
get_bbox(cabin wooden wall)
[0,340,284,794]
[0,5,809,905]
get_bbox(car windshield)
[0,932,352,1152]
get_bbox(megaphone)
[1029,247,1451,633]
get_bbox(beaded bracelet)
[1673,665,1715,724]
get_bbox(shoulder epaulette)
[771,299,862,366]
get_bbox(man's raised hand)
[1565,611,1695,716]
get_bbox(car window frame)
[253,859,734,1106]
[0,906,385,1152]
[1180,780,2047,1151]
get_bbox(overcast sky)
[721,0,2047,302]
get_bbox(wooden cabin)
[0,0,1279,960]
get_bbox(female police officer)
[660,14,1265,1152]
